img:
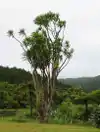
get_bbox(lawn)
[0,109,99,132]
[0,122,99,132]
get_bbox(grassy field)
[0,122,99,132]
[0,109,99,132]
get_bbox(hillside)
[0,65,100,92]
[59,76,100,92]
[0,66,71,89]
[0,66,32,84]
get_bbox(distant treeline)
[0,65,100,92]
[59,76,100,92]
[0,66,32,84]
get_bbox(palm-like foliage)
[7,11,74,122]
[19,29,26,36]
[7,30,14,37]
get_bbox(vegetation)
[0,65,100,92]
[0,65,31,84]
[59,76,100,92]
[8,11,74,122]
[0,10,98,130]
[0,75,100,127]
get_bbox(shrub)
[71,105,84,121]
[89,106,100,128]
[49,98,74,124]
[49,100,99,125]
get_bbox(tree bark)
[84,100,88,121]
[28,85,33,117]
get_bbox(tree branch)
[57,59,70,75]
[48,27,55,39]
[57,58,70,76]
[45,27,53,43]
[61,27,65,43]
[59,57,68,71]
[13,36,26,52]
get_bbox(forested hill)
[59,76,100,92]
[0,66,32,84]
[1,65,100,92]
[0,65,71,89]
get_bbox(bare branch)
[48,27,55,39]
[59,59,70,72]
[61,27,65,43]
[55,28,61,39]
[59,57,68,71]
[13,36,26,52]
[57,59,70,76]
[46,27,53,43]
[53,21,57,37]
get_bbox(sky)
[0,0,100,78]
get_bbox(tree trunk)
[38,71,51,123]
[38,101,50,123]
[84,100,88,121]
[34,69,55,123]
[28,84,33,117]
[29,92,33,117]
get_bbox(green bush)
[89,106,100,128]
[49,102,95,124]
[49,98,74,124]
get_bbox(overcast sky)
[0,0,100,78]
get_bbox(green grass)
[0,109,99,132]
[0,122,99,132]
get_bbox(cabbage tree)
[7,11,73,122]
